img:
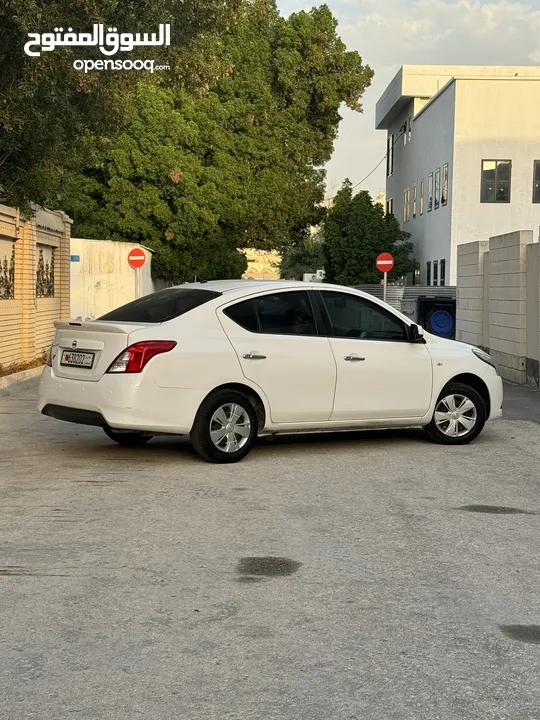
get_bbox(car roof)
[173,279,349,297]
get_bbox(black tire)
[425,381,486,445]
[103,427,153,447]
[190,390,258,463]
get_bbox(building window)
[428,173,433,212]
[533,161,540,203]
[420,179,424,215]
[413,185,417,218]
[440,259,446,286]
[434,168,440,209]
[408,116,412,143]
[426,261,431,286]
[433,260,438,286]
[404,188,410,221]
[386,134,394,177]
[442,163,448,206]
[386,198,393,215]
[481,160,511,203]
[0,244,15,300]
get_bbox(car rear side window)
[224,291,317,336]
[98,288,221,323]
[224,299,260,332]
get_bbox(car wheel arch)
[444,373,491,417]
[197,383,267,434]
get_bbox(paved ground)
[1,379,540,719]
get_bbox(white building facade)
[376,65,540,286]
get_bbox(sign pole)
[383,271,387,304]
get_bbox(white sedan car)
[39,280,503,463]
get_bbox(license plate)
[60,350,95,369]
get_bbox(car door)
[318,290,433,421]
[218,290,336,423]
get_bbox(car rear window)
[98,288,222,323]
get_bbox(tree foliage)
[278,230,325,280]
[0,0,242,208]
[322,181,416,285]
[59,2,373,282]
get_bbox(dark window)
[224,299,259,332]
[420,179,424,215]
[440,259,446,286]
[434,168,440,209]
[413,184,417,218]
[533,161,540,203]
[256,291,316,336]
[426,261,431,286]
[98,288,221,323]
[386,134,394,177]
[433,260,438,286]
[428,173,433,211]
[442,163,448,205]
[321,291,407,342]
[481,160,511,203]
[408,116,412,143]
[386,198,394,215]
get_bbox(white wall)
[386,82,455,285]
[452,79,540,272]
[70,239,154,321]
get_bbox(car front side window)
[320,291,407,342]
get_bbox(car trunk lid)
[51,320,148,382]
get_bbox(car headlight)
[472,348,500,376]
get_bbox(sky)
[276,0,540,200]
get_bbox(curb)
[0,366,44,390]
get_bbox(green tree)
[0,0,241,208]
[322,180,415,285]
[60,1,373,282]
[278,230,325,280]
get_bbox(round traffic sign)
[128,248,146,269]
[376,252,394,273]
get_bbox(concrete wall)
[0,204,71,368]
[70,238,155,321]
[456,229,540,387]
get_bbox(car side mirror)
[408,324,425,343]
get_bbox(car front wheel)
[191,390,257,463]
[425,382,487,445]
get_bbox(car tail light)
[106,341,177,374]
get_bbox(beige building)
[377,65,540,286]
[0,205,71,369]
[242,248,281,280]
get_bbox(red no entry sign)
[128,248,146,269]
[376,252,394,273]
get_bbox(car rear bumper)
[38,368,204,434]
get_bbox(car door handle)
[243,352,267,360]
[344,354,365,362]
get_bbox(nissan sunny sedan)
[38,280,503,463]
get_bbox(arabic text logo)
[24,24,170,57]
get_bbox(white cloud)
[278,0,540,198]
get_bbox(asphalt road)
[1,379,540,719]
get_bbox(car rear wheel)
[191,390,257,463]
[103,427,153,447]
[425,382,486,445]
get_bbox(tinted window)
[98,288,221,323]
[321,291,407,342]
[224,299,259,332]
[256,291,316,336]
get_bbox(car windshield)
[98,288,222,323]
